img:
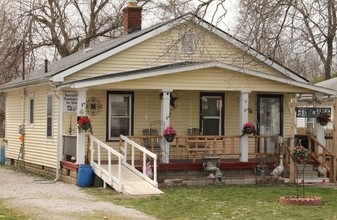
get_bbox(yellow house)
[1,3,336,190]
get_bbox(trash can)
[0,144,5,165]
[77,164,94,187]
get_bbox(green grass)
[0,200,26,220]
[86,184,337,220]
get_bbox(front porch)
[117,133,334,183]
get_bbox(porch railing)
[123,134,283,163]
[90,135,124,192]
[119,135,158,187]
[281,134,336,182]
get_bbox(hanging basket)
[164,134,175,142]
[292,146,310,164]
[319,121,328,126]
[244,127,253,134]
[242,127,255,135]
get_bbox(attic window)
[180,32,195,54]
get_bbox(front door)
[257,95,283,153]
[200,93,224,135]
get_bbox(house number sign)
[295,107,331,118]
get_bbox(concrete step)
[295,164,315,172]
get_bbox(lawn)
[86,184,337,220]
[0,200,26,220]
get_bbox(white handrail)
[90,135,124,190]
[120,135,158,187]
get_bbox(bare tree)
[234,0,337,80]
[0,0,235,80]
[0,0,26,84]
[21,0,128,58]
[16,0,197,61]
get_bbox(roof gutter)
[0,78,50,92]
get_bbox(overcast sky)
[196,0,238,33]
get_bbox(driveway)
[0,166,156,220]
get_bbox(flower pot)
[203,155,220,171]
[164,134,175,142]
[319,121,328,126]
[243,127,254,135]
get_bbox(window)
[46,93,53,138]
[107,91,134,141]
[306,117,314,131]
[180,32,195,54]
[200,93,224,135]
[29,95,34,124]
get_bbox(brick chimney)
[123,1,142,34]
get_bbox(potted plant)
[242,122,256,136]
[316,113,331,126]
[163,125,177,142]
[77,116,93,134]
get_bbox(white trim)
[70,62,336,95]
[107,92,133,141]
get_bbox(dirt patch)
[0,167,156,220]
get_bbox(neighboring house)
[0,2,336,185]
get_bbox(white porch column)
[314,120,325,158]
[239,91,250,162]
[161,89,172,163]
[76,89,87,165]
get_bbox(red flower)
[163,125,177,137]
[243,122,255,129]
[242,122,256,136]
[78,116,93,134]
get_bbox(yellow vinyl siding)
[283,94,295,137]
[134,91,161,135]
[93,68,312,93]
[5,89,24,160]
[5,85,58,168]
[66,23,288,83]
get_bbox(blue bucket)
[77,164,94,187]
[0,144,5,165]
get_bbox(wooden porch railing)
[281,134,336,182]
[120,135,158,187]
[121,135,283,163]
[90,135,124,192]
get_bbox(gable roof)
[0,13,309,91]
